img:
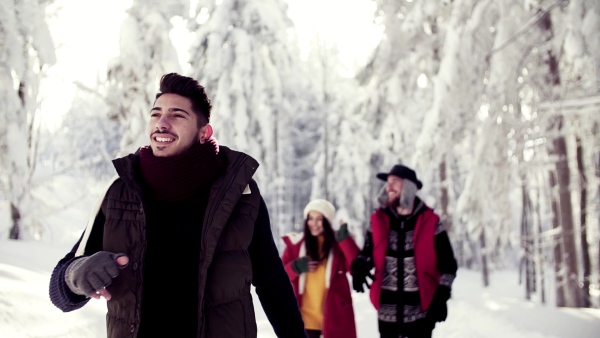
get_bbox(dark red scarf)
[139,141,225,202]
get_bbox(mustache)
[151,130,177,137]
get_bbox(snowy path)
[1,240,599,337]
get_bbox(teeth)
[156,137,173,142]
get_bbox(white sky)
[286,0,382,77]
[41,0,132,131]
[2,237,599,337]
[40,0,381,130]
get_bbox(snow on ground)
[1,239,599,338]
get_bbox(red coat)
[282,233,359,338]
[369,207,440,310]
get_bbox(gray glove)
[65,251,128,296]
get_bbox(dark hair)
[303,217,336,262]
[155,73,212,126]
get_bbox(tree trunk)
[538,9,581,308]
[593,122,600,290]
[521,181,535,299]
[480,225,489,287]
[9,202,21,240]
[576,136,591,307]
[322,57,330,201]
[535,173,546,304]
[439,160,452,236]
[552,117,581,308]
[549,171,566,307]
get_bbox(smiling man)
[350,164,458,338]
[49,73,307,338]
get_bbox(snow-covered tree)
[339,0,449,240]
[187,0,317,244]
[412,1,500,275]
[106,0,187,155]
[0,0,56,239]
[349,0,599,309]
[557,0,600,306]
[8,0,597,309]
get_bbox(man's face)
[306,211,325,237]
[385,175,404,207]
[148,93,206,157]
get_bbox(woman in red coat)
[282,199,359,338]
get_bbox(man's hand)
[350,255,374,293]
[427,285,451,322]
[65,251,129,300]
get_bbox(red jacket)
[282,233,359,338]
[369,207,440,310]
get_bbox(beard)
[377,181,417,210]
[386,194,400,208]
[386,181,418,211]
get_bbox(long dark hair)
[303,217,336,262]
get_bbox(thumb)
[115,254,129,268]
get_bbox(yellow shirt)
[300,236,328,330]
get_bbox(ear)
[199,124,213,144]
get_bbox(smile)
[154,136,174,143]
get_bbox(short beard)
[378,180,418,210]
[386,195,400,208]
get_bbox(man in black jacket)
[49,73,307,338]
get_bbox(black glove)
[350,255,374,293]
[291,256,310,274]
[65,251,128,296]
[336,223,350,242]
[427,285,451,322]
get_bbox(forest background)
[1,0,599,310]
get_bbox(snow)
[2,0,600,337]
[1,238,599,338]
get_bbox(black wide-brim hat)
[376,164,423,189]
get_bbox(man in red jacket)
[351,164,458,338]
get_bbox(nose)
[155,115,171,131]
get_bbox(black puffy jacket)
[49,146,306,338]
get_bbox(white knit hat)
[303,199,335,226]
